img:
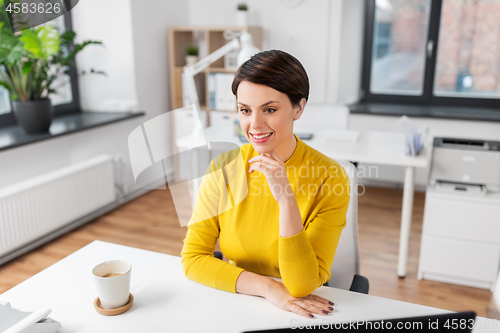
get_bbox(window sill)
[349,102,500,122]
[0,111,145,152]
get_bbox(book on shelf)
[181,73,191,107]
[213,73,236,111]
[208,73,216,109]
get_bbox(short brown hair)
[231,50,309,107]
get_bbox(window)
[0,11,80,127]
[434,0,500,99]
[45,15,74,107]
[373,22,392,60]
[370,0,431,96]
[362,0,500,110]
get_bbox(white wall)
[72,0,138,111]
[129,0,188,120]
[337,0,365,104]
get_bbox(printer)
[430,137,500,193]
[418,136,500,291]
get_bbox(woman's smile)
[250,132,274,143]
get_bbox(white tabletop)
[177,123,431,168]
[1,241,496,332]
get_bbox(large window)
[362,0,500,109]
[0,11,80,127]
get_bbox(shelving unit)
[168,26,263,124]
[168,26,263,182]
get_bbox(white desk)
[1,241,495,333]
[177,123,432,277]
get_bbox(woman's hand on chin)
[263,279,334,319]
[248,150,293,204]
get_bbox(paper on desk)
[394,115,429,156]
[0,304,31,332]
[0,304,55,333]
[322,129,360,143]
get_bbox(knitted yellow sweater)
[181,135,350,297]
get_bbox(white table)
[1,241,496,333]
[177,123,432,277]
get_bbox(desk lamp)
[182,31,260,140]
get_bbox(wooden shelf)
[168,25,262,118]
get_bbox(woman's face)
[237,81,304,155]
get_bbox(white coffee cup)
[92,260,132,310]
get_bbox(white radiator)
[0,155,116,258]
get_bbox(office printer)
[430,137,500,194]
[418,137,500,290]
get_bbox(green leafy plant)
[237,3,248,10]
[186,45,199,56]
[0,8,103,101]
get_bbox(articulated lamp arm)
[182,38,241,138]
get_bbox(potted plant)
[0,22,102,134]
[185,46,199,66]
[237,3,248,26]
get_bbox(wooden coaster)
[94,293,134,316]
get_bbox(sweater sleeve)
[180,160,245,293]
[278,169,350,297]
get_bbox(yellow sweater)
[181,134,350,297]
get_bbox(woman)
[181,50,350,319]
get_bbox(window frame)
[361,0,500,110]
[0,10,81,128]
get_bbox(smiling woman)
[181,50,350,319]
[236,81,300,160]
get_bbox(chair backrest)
[327,159,360,290]
[294,104,350,132]
[494,271,500,310]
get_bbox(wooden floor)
[0,186,498,319]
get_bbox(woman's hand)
[263,279,334,318]
[248,150,293,204]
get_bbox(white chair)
[326,159,368,293]
[494,270,500,310]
